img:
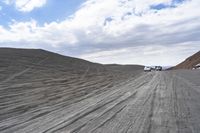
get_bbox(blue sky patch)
[104,17,113,26]
[0,0,85,27]
[150,0,186,10]
[172,0,186,4]
[150,4,170,10]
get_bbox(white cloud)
[0,0,200,65]
[0,20,78,46]
[4,0,47,12]
[79,42,200,66]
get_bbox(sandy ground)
[0,49,200,133]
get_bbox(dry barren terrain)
[172,50,200,69]
[0,48,200,133]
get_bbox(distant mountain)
[172,51,200,69]
[105,64,144,72]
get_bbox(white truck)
[144,66,152,72]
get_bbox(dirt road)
[1,69,200,133]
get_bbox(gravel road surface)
[1,69,200,133]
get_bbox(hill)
[0,48,143,82]
[0,48,144,133]
[172,51,200,69]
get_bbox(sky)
[0,0,200,66]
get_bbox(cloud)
[79,41,200,66]
[0,0,200,65]
[0,20,78,46]
[4,0,47,12]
